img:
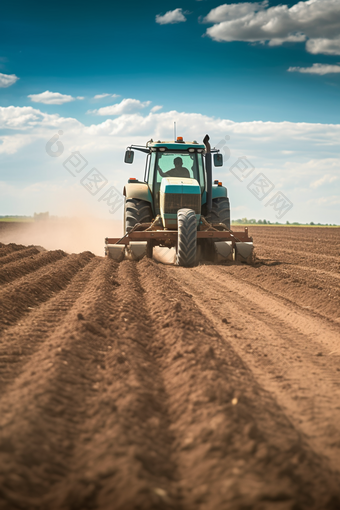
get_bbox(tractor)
[105,134,253,266]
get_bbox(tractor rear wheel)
[176,208,197,267]
[207,197,230,229]
[125,198,152,233]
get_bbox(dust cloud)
[0,218,122,256]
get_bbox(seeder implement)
[105,220,253,265]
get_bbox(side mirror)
[124,150,134,164]
[214,153,223,167]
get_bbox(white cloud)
[0,106,82,138]
[0,73,19,88]
[310,174,338,188]
[0,104,339,224]
[89,98,151,116]
[0,134,34,155]
[156,8,186,25]
[306,36,340,55]
[314,195,340,206]
[288,63,340,75]
[268,33,307,46]
[203,1,268,23]
[204,0,340,55]
[94,93,110,99]
[28,91,82,105]
[151,105,163,112]
[95,93,110,99]
[93,93,120,99]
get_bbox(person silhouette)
[158,157,190,178]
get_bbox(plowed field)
[0,224,339,510]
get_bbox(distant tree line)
[232,218,338,226]
[0,215,32,219]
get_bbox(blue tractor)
[105,135,253,266]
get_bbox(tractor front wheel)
[176,208,197,267]
[124,198,152,233]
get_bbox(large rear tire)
[124,198,152,234]
[207,197,230,229]
[176,208,197,267]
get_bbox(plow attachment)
[105,244,125,262]
[214,241,233,263]
[105,223,254,265]
[235,242,254,264]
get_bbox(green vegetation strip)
[0,217,34,222]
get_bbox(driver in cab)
[158,157,190,178]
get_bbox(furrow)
[137,258,340,509]
[250,226,339,259]
[0,257,101,393]
[0,247,40,267]
[52,259,181,510]
[256,245,340,272]
[0,258,180,510]
[168,264,340,475]
[0,251,95,332]
[207,266,340,344]
[223,260,339,323]
[0,258,117,509]
[0,249,66,285]
[264,263,340,280]
[0,243,27,259]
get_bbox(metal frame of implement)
[105,227,252,246]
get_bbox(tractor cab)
[145,140,206,220]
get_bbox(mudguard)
[201,185,228,206]
[123,182,153,204]
[212,185,228,200]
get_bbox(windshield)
[155,152,204,189]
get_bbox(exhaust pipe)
[203,134,212,214]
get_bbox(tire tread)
[207,197,230,229]
[125,198,152,233]
[176,208,197,267]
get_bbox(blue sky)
[2,0,340,123]
[0,0,339,223]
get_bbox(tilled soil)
[0,226,339,510]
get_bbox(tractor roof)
[148,139,206,151]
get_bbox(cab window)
[148,151,157,192]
